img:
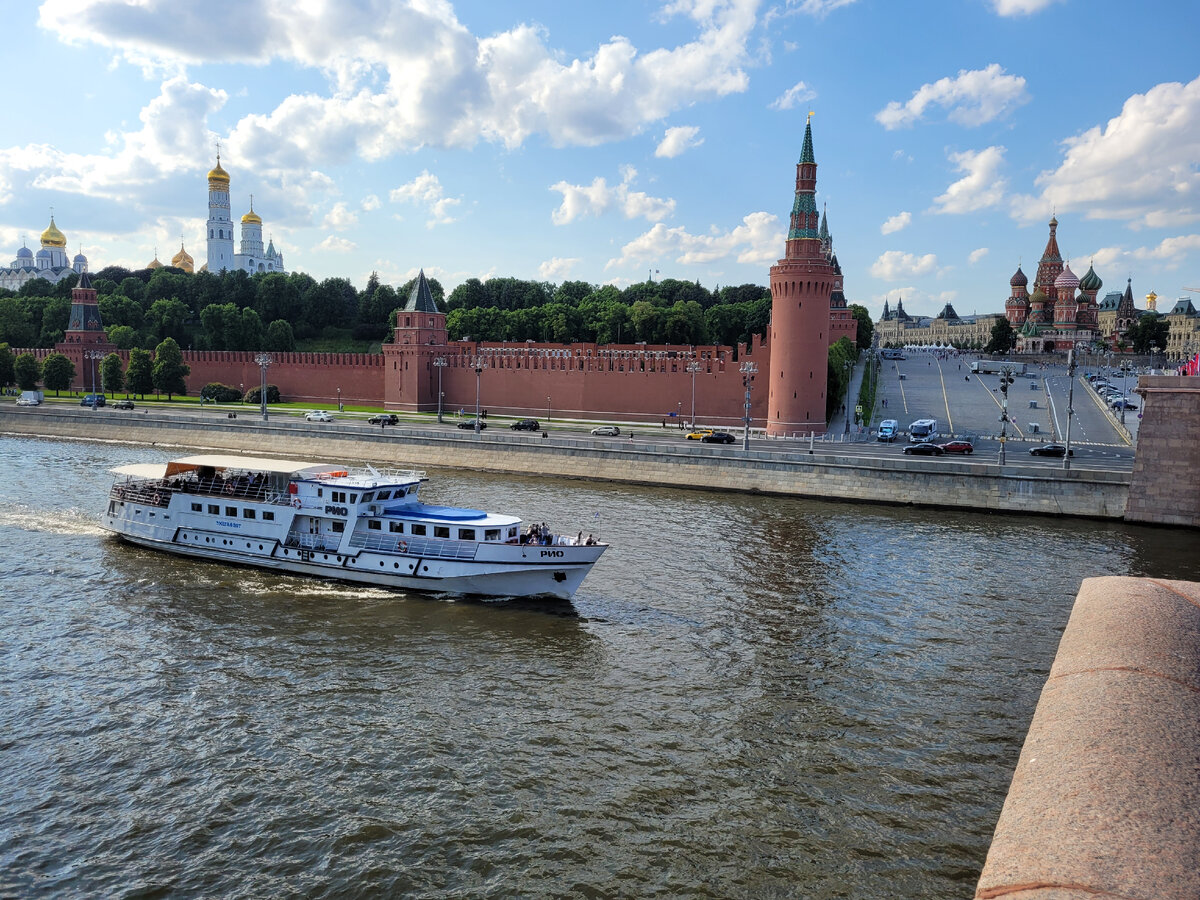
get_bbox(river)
[2,434,1198,898]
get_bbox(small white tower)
[206,151,234,273]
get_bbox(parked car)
[112,399,135,410]
[80,394,105,408]
[1030,443,1073,458]
[16,396,39,406]
[368,413,398,425]
[457,419,486,430]
[685,430,713,441]
[903,442,945,456]
[305,410,333,422]
[590,425,620,436]
[510,419,540,431]
[1110,398,1138,410]
[701,431,736,444]
[939,440,974,454]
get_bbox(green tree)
[0,343,14,387]
[14,352,41,390]
[985,317,1016,353]
[102,353,125,395]
[0,297,38,347]
[1125,313,1169,354]
[126,348,154,398]
[38,296,71,345]
[849,304,874,351]
[240,307,264,349]
[107,325,140,350]
[265,319,296,352]
[146,297,191,344]
[41,352,76,395]
[151,337,190,399]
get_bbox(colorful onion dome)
[171,242,194,272]
[1029,287,1048,305]
[40,216,67,248]
[16,245,32,259]
[1079,263,1102,292]
[1009,265,1027,287]
[207,154,230,188]
[1055,264,1079,292]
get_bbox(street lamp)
[686,360,701,427]
[337,386,342,412]
[239,382,244,403]
[84,349,104,410]
[253,353,272,421]
[740,361,757,451]
[998,364,1015,465]
[843,360,852,434]
[432,356,447,423]
[471,355,486,436]
[1063,348,1076,470]
[1119,361,1129,425]
[547,395,551,422]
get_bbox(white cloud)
[770,81,816,111]
[968,247,989,265]
[361,194,381,211]
[881,211,911,235]
[1010,75,1200,229]
[322,201,357,230]
[606,211,781,269]
[990,0,1063,15]
[538,257,581,280]
[389,171,461,227]
[789,0,859,16]
[42,0,759,168]
[1090,235,1200,273]
[655,126,703,158]
[932,146,1007,214]
[551,166,675,225]
[315,235,356,252]
[869,250,939,280]
[875,64,1029,130]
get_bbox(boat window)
[376,490,391,500]
[485,529,500,541]
[458,528,476,541]
[362,492,374,502]
[263,511,275,521]
[349,494,357,503]
[411,523,426,536]
[208,504,220,514]
[331,521,345,533]
[191,503,202,512]
[507,527,518,538]
[317,488,323,497]
[389,522,403,533]
[243,508,256,519]
[332,491,345,502]
[368,520,381,530]
[225,506,237,516]
[433,526,449,539]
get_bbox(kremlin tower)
[767,116,836,437]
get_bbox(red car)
[939,440,974,454]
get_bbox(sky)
[3,0,1200,321]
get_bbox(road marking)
[934,357,954,434]
[977,374,1024,438]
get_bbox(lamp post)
[253,352,272,421]
[546,395,551,423]
[1119,361,1129,425]
[740,361,757,452]
[239,382,244,403]
[998,363,1015,465]
[686,360,701,427]
[1063,348,1076,470]
[433,356,447,423]
[84,349,104,409]
[471,355,486,436]
[337,386,342,412]
[843,360,852,434]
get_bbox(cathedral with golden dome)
[0,215,89,291]
[204,152,286,275]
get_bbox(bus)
[970,361,1027,375]
[880,348,906,360]
[909,418,938,442]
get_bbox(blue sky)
[3,0,1199,320]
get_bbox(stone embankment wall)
[1,407,1129,519]
[1127,375,1200,527]
[976,576,1200,900]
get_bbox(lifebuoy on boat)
[397,540,407,553]
[151,492,161,505]
[223,483,234,495]
[291,498,301,509]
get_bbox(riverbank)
[2,405,1130,520]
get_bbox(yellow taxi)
[686,429,713,441]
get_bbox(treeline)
[0,266,443,352]
[446,278,774,347]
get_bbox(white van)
[877,419,899,442]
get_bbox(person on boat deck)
[577,531,583,545]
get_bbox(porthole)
[394,562,399,568]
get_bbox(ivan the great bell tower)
[767,116,834,436]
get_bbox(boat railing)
[110,480,171,507]
[348,532,478,560]
[284,533,339,552]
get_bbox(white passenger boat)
[101,454,607,600]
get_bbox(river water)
[3,434,1198,898]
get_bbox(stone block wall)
[1126,375,1200,526]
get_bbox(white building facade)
[204,155,286,275]
[0,216,88,291]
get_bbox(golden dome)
[207,154,230,187]
[241,209,262,226]
[147,254,164,270]
[171,242,194,273]
[40,216,67,248]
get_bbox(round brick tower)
[767,117,835,437]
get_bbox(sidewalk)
[830,351,868,435]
